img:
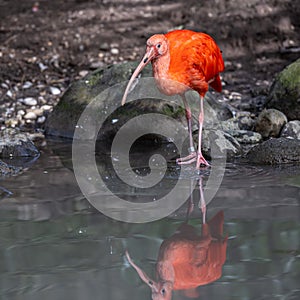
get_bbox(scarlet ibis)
[125,211,227,300]
[121,29,224,169]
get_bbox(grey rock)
[45,62,232,141]
[50,86,61,95]
[255,109,287,138]
[22,97,37,106]
[202,129,241,161]
[265,58,300,120]
[0,159,22,177]
[246,137,300,164]
[280,120,300,139]
[221,112,255,133]
[229,130,262,144]
[235,111,256,130]
[0,128,39,158]
[24,111,37,120]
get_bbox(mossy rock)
[266,58,300,120]
[246,137,300,164]
[45,62,231,142]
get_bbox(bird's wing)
[166,31,224,94]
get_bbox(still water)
[0,139,299,300]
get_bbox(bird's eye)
[161,288,166,295]
[157,44,161,49]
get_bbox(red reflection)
[126,179,228,299]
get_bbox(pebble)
[22,81,33,89]
[24,111,37,120]
[6,90,13,98]
[41,105,53,111]
[79,70,89,77]
[110,48,119,55]
[22,97,38,106]
[17,110,25,116]
[31,108,44,117]
[280,120,300,139]
[38,62,48,71]
[1,82,9,89]
[37,116,46,124]
[49,86,61,95]
[99,42,110,51]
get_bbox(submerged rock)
[0,159,22,177]
[0,128,39,158]
[265,58,300,120]
[254,108,287,138]
[246,137,300,164]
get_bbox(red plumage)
[122,29,225,169]
[164,30,224,96]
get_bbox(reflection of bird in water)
[121,29,224,169]
[126,179,228,300]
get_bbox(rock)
[229,130,262,144]
[21,97,38,106]
[0,159,22,177]
[45,62,232,141]
[235,111,256,130]
[201,129,241,161]
[110,48,119,55]
[280,120,300,139]
[49,86,61,95]
[24,111,37,120]
[254,109,287,138]
[246,137,300,164]
[37,116,46,124]
[31,108,44,117]
[265,58,300,120]
[41,104,53,112]
[17,109,25,116]
[22,81,33,89]
[204,94,233,121]
[0,128,39,158]
[221,112,255,133]
[79,70,89,77]
[46,62,150,139]
[99,42,110,51]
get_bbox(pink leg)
[176,94,197,165]
[196,96,209,169]
[198,176,206,224]
[185,179,195,221]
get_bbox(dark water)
[0,140,299,300]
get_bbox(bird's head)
[145,34,168,60]
[125,251,173,300]
[121,34,168,106]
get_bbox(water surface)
[0,140,299,300]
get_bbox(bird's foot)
[196,154,210,170]
[176,149,197,165]
[176,150,210,169]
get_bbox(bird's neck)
[152,52,170,80]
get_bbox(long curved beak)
[121,47,155,106]
[125,250,159,293]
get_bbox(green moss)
[278,59,300,92]
[85,69,104,87]
[162,104,185,118]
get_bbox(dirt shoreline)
[0,0,299,133]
